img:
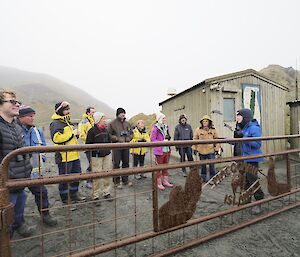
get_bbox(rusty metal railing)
[0,135,300,257]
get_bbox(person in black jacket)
[86,112,113,204]
[174,114,193,177]
[0,90,34,238]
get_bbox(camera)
[165,134,171,140]
[120,130,129,137]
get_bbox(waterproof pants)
[57,159,82,202]
[112,149,129,184]
[245,162,264,201]
[178,147,193,172]
[155,152,171,179]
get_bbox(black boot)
[16,223,34,237]
[70,192,86,202]
[42,212,58,227]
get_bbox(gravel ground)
[9,151,300,257]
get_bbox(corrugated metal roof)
[159,69,289,106]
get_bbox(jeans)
[9,190,27,237]
[28,185,49,214]
[199,153,216,181]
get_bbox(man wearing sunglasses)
[0,90,34,238]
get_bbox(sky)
[0,0,299,118]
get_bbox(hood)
[200,115,212,122]
[245,119,260,128]
[51,113,71,123]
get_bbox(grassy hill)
[128,113,156,133]
[260,64,299,102]
[0,66,115,136]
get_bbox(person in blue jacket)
[235,108,264,214]
[18,105,57,226]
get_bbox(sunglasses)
[2,99,22,105]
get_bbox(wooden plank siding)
[160,70,287,159]
[288,102,300,149]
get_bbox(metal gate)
[1,135,300,257]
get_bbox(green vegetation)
[129,113,157,133]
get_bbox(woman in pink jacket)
[150,113,174,190]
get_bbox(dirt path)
[10,152,300,257]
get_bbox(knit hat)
[116,107,126,116]
[93,112,105,124]
[156,112,166,124]
[179,114,187,123]
[55,101,70,116]
[19,105,35,117]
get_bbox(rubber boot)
[162,176,174,188]
[157,177,165,190]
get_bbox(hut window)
[223,98,235,121]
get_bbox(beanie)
[19,105,35,117]
[116,107,126,116]
[93,112,105,124]
[156,112,166,124]
[55,101,70,116]
[179,114,187,123]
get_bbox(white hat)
[156,112,166,124]
[93,112,105,124]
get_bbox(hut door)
[222,96,236,157]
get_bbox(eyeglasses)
[2,99,22,105]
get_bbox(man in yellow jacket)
[78,107,96,189]
[50,101,85,204]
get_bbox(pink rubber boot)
[162,176,174,188]
[157,177,165,190]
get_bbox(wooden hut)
[159,69,288,156]
[287,100,300,149]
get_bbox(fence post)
[0,163,13,257]
[286,153,291,187]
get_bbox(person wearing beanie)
[150,112,173,190]
[130,120,151,180]
[108,107,133,188]
[174,114,193,177]
[193,115,221,182]
[86,112,113,205]
[235,108,264,214]
[49,101,85,204]
[116,107,126,117]
[18,105,57,227]
[19,105,36,117]
[78,106,96,189]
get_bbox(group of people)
[0,88,264,239]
